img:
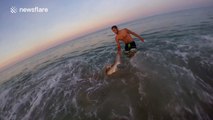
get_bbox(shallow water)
[0,7,213,120]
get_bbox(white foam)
[199,91,213,104]
[46,72,62,89]
[199,35,213,47]
[194,105,211,120]
[129,51,144,69]
[22,90,43,120]
[202,35,213,42]
[137,75,146,101]
[0,88,11,107]
[128,105,134,119]
[170,64,196,81]
[174,50,188,63]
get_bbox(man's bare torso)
[116,29,133,44]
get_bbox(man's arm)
[115,37,121,51]
[125,28,144,42]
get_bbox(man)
[105,26,144,75]
[111,25,144,55]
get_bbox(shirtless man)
[105,26,144,75]
[111,25,144,54]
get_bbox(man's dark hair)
[111,25,118,30]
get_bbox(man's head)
[111,25,119,34]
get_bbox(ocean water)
[0,7,213,120]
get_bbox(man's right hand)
[117,49,121,55]
[140,38,145,42]
[117,46,121,51]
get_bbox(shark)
[105,52,121,75]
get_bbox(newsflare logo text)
[10,6,48,14]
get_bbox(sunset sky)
[0,0,213,71]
